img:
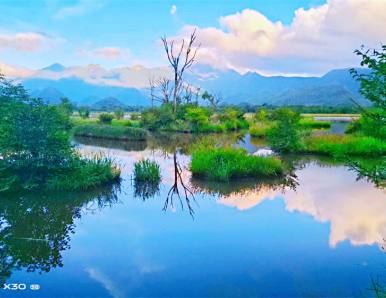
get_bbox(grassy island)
[191,147,283,182]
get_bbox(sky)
[0,0,385,76]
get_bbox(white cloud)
[0,32,53,52]
[177,0,386,75]
[170,4,177,15]
[54,0,104,19]
[78,47,131,60]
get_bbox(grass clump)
[249,122,272,138]
[303,135,386,157]
[73,124,147,141]
[133,159,161,183]
[299,118,331,129]
[191,147,283,182]
[47,155,121,191]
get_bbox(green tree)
[58,97,74,116]
[267,108,304,153]
[98,113,114,124]
[0,76,73,190]
[78,107,90,119]
[350,45,385,136]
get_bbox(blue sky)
[0,0,384,76]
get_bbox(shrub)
[191,147,283,182]
[184,106,211,131]
[78,107,90,119]
[133,159,161,183]
[114,109,125,120]
[346,110,386,139]
[73,124,147,140]
[98,113,115,124]
[141,104,175,130]
[267,108,305,153]
[303,135,386,157]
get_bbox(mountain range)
[12,63,370,107]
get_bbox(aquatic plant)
[133,159,161,183]
[303,135,386,157]
[249,122,272,138]
[299,118,331,129]
[73,124,147,141]
[191,147,283,182]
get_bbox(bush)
[346,110,386,139]
[78,107,90,119]
[267,108,305,153]
[133,159,161,183]
[184,106,211,131]
[303,135,386,157]
[141,104,175,130]
[114,109,125,120]
[191,147,283,181]
[98,113,114,124]
[73,124,147,140]
[130,112,141,120]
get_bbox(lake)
[1,133,385,297]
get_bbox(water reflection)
[0,184,120,284]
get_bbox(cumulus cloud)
[0,32,53,52]
[177,0,386,75]
[78,47,130,60]
[170,5,177,15]
[54,0,104,19]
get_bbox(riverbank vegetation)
[191,147,283,182]
[0,75,121,193]
[73,124,147,141]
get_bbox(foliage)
[133,159,161,183]
[78,107,90,119]
[58,97,74,116]
[141,104,175,130]
[303,135,386,157]
[114,109,125,120]
[73,124,147,140]
[98,113,115,124]
[350,45,385,110]
[299,118,331,129]
[350,45,386,136]
[191,147,283,182]
[0,75,121,192]
[254,108,269,121]
[346,109,386,139]
[130,112,141,120]
[267,108,305,153]
[46,155,120,191]
[249,122,272,138]
[184,106,211,131]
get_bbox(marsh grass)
[191,147,283,182]
[303,135,386,157]
[47,155,121,191]
[299,119,331,129]
[249,122,272,138]
[73,124,147,141]
[134,159,161,183]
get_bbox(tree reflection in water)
[163,152,196,217]
[0,183,120,284]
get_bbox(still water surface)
[1,133,385,297]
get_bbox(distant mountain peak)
[41,63,66,72]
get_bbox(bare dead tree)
[148,76,172,105]
[202,91,222,110]
[161,29,200,112]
